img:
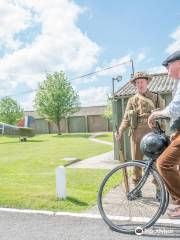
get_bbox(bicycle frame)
[126,159,169,215]
[127,158,155,201]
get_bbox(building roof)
[25,106,106,119]
[115,73,174,97]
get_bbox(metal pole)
[112,78,115,100]
[112,76,122,100]
[130,59,135,76]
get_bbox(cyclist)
[148,50,180,218]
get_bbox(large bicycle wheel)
[98,161,166,234]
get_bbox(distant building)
[25,105,112,134]
[113,73,173,161]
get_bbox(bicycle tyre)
[98,161,166,234]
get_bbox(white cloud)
[166,25,180,53]
[147,66,167,74]
[0,0,101,104]
[72,51,147,86]
[73,54,132,85]
[73,75,98,85]
[0,0,33,50]
[96,55,132,78]
[137,52,146,62]
[20,92,36,111]
[79,87,110,106]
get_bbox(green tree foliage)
[34,71,80,134]
[103,98,112,121]
[0,97,23,125]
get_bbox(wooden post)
[119,149,130,193]
[121,98,127,161]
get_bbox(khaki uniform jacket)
[119,89,165,132]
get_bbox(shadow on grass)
[53,133,91,139]
[24,139,45,143]
[57,196,88,207]
[0,141,19,144]
[0,139,45,144]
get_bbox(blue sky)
[0,0,180,110]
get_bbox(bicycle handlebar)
[154,116,170,134]
[154,119,166,134]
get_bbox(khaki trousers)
[156,135,180,205]
[130,123,151,185]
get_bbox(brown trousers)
[130,123,151,184]
[156,135,180,205]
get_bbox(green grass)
[95,132,113,142]
[0,133,112,212]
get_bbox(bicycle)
[98,119,171,234]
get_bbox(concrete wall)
[88,115,108,132]
[34,119,49,134]
[32,115,112,134]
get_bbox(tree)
[0,97,23,125]
[103,98,112,121]
[103,97,113,131]
[34,71,80,134]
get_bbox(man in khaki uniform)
[115,71,165,198]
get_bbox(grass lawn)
[0,133,112,212]
[95,132,113,143]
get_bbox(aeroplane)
[0,116,35,141]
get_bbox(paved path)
[68,132,119,169]
[67,151,120,169]
[89,132,113,146]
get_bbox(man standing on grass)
[115,71,164,199]
[148,50,180,218]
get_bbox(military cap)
[162,50,180,67]
[130,71,152,85]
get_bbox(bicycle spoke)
[98,162,165,233]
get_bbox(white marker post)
[56,166,66,199]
